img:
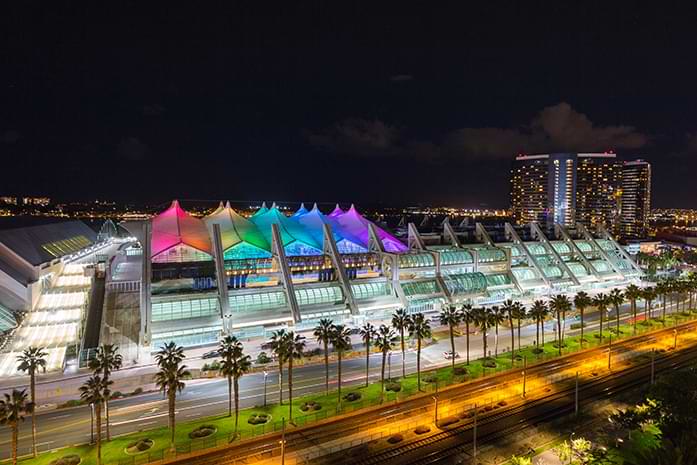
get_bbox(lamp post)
[608,334,612,371]
[263,370,268,407]
[522,355,527,398]
[90,403,95,445]
[280,417,286,465]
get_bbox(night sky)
[3,3,697,208]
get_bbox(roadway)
[0,296,686,459]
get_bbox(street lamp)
[521,355,527,398]
[90,402,95,444]
[608,334,612,371]
[263,370,268,407]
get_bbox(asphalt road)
[0,298,686,459]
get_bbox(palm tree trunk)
[169,391,176,452]
[616,305,620,333]
[517,320,522,352]
[234,378,240,436]
[632,300,637,334]
[11,424,17,465]
[556,312,562,355]
[510,322,515,364]
[324,341,329,395]
[400,329,406,378]
[662,298,667,324]
[227,375,232,417]
[535,318,540,348]
[104,397,110,442]
[580,309,585,345]
[288,358,294,422]
[494,324,499,357]
[365,339,370,387]
[541,319,545,346]
[337,352,343,410]
[278,362,284,406]
[31,372,37,457]
[482,329,488,359]
[465,322,470,365]
[417,337,422,391]
[449,325,456,370]
[380,351,386,403]
[599,308,604,343]
[96,402,102,465]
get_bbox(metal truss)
[322,223,359,315]
[554,224,601,280]
[271,224,302,323]
[529,222,580,286]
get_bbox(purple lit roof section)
[327,204,345,218]
[329,205,407,253]
[151,200,213,257]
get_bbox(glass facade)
[399,253,435,268]
[443,272,487,295]
[295,286,343,306]
[439,249,474,265]
[401,280,439,298]
[152,326,221,349]
[152,244,212,264]
[351,282,389,300]
[486,273,512,287]
[229,291,286,313]
[476,247,507,263]
[0,303,16,332]
[152,297,219,321]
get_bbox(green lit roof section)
[476,247,507,263]
[552,242,571,254]
[204,202,270,253]
[399,253,435,268]
[401,279,439,298]
[443,272,487,295]
[250,206,322,255]
[486,273,512,287]
[439,249,474,265]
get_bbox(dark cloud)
[143,104,166,116]
[306,118,400,156]
[116,136,149,161]
[307,102,649,161]
[389,74,414,82]
[0,130,21,144]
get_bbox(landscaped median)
[5,310,697,465]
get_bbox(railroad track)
[336,340,697,465]
[174,322,696,465]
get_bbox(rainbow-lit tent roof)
[291,203,309,218]
[250,205,322,255]
[151,200,212,258]
[327,204,345,218]
[204,201,270,258]
[330,205,407,253]
[251,202,269,217]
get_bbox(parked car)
[260,341,274,351]
[443,351,460,360]
[349,327,361,335]
[202,350,220,359]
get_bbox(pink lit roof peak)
[151,200,213,257]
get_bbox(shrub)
[414,425,431,434]
[125,439,153,454]
[60,399,83,409]
[387,434,403,444]
[256,352,272,364]
[343,392,362,402]
[484,405,494,412]
[422,374,438,384]
[482,359,497,368]
[570,322,585,330]
[248,413,271,425]
[111,391,123,399]
[49,454,81,465]
[385,382,402,392]
[202,363,210,372]
[304,347,322,357]
[189,425,217,439]
[436,416,459,428]
[532,347,544,354]
[300,401,322,412]
[132,387,143,395]
[497,400,508,407]
[453,366,468,376]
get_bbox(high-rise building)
[575,153,622,233]
[510,152,622,231]
[620,160,651,239]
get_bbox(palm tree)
[374,325,397,402]
[550,295,571,355]
[573,291,592,345]
[593,293,609,343]
[643,287,656,321]
[502,300,516,363]
[655,281,667,322]
[88,344,122,441]
[269,329,288,405]
[284,331,305,422]
[529,300,548,349]
[79,376,110,465]
[473,307,494,359]
[391,309,411,378]
[459,304,474,365]
[408,313,431,391]
[624,284,641,334]
[219,335,241,417]
[331,325,352,409]
[219,336,251,436]
[609,288,625,334]
[154,342,189,452]
[490,305,506,357]
[16,346,46,457]
[359,322,376,387]
[0,389,33,465]
[313,318,335,395]
[512,302,527,352]
[439,305,461,369]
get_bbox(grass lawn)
[7,311,697,465]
